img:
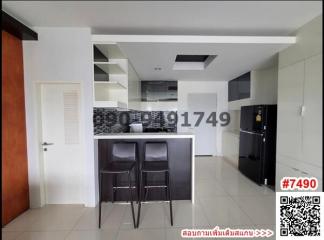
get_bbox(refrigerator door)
[240,105,266,133]
[238,131,264,184]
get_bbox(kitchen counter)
[95,132,195,203]
[94,132,195,139]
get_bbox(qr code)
[279,195,320,237]
[277,189,324,239]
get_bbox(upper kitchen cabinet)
[228,72,250,102]
[140,81,178,111]
[92,43,141,110]
[141,81,178,102]
[228,66,278,110]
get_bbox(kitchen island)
[94,133,195,203]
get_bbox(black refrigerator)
[238,105,277,187]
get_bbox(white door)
[41,83,84,204]
[187,93,217,155]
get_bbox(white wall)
[23,27,96,207]
[222,131,240,167]
[177,81,228,156]
[276,15,322,191]
[140,101,178,111]
[128,63,141,110]
[251,66,278,105]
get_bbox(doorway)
[187,93,217,156]
[39,83,84,204]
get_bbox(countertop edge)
[94,133,195,139]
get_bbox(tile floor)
[2,157,276,240]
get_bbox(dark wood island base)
[95,133,195,202]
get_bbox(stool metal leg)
[128,171,136,228]
[136,171,143,228]
[135,167,140,203]
[98,172,103,228]
[144,172,148,201]
[112,174,117,203]
[165,172,168,200]
[167,171,173,226]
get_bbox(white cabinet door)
[303,54,322,168]
[276,162,323,192]
[275,161,300,191]
[277,61,304,160]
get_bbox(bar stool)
[137,142,173,227]
[98,142,137,228]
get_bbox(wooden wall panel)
[2,30,29,226]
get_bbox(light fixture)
[173,54,217,70]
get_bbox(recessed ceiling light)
[175,55,209,62]
[173,54,217,70]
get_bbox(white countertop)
[94,132,195,139]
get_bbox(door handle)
[240,130,263,136]
[42,142,54,146]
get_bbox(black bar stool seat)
[99,142,137,229]
[102,161,136,174]
[137,142,173,228]
[142,161,169,172]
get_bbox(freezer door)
[240,105,266,133]
[238,131,264,184]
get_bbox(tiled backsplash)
[93,108,177,134]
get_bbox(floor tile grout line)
[115,202,129,240]
[63,206,88,240]
[2,208,45,233]
[193,196,213,229]
[230,194,276,226]
[226,193,256,226]
[4,230,25,240]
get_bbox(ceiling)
[2,1,322,81]
[2,1,322,35]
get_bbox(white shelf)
[94,62,125,74]
[94,101,127,109]
[94,81,126,89]
[94,44,125,59]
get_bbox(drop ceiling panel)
[118,42,289,81]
